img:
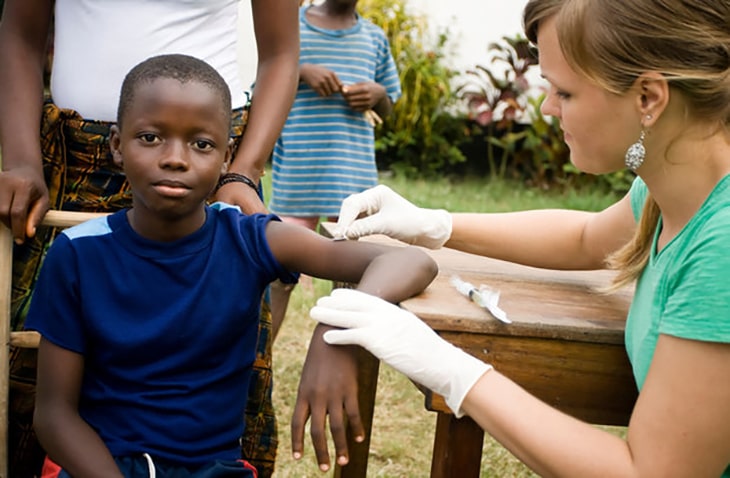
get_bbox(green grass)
[265,172,624,477]
[377,174,621,213]
[262,171,621,215]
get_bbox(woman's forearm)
[462,372,636,478]
[447,210,603,270]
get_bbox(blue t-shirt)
[25,204,298,467]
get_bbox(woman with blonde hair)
[305,0,730,475]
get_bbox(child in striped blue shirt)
[269,0,401,337]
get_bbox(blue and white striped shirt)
[270,6,401,217]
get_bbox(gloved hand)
[336,185,452,249]
[310,289,492,417]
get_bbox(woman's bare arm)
[447,193,636,270]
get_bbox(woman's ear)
[636,72,669,127]
[109,125,124,168]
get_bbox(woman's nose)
[540,92,560,119]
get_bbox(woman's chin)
[569,155,618,176]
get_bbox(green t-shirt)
[626,175,730,477]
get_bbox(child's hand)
[341,81,386,112]
[291,323,365,472]
[299,64,343,97]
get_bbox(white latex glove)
[310,289,492,417]
[336,185,452,249]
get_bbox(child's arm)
[35,339,124,478]
[266,220,437,471]
[266,219,436,308]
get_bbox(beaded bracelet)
[216,172,259,193]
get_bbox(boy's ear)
[221,138,234,175]
[109,125,124,168]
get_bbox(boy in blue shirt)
[26,53,436,478]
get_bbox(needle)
[450,275,511,324]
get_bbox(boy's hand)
[291,323,365,471]
[341,81,386,112]
[299,64,343,97]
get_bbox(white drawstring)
[142,453,156,478]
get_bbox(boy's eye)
[194,139,215,151]
[139,133,160,143]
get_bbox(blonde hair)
[523,0,730,287]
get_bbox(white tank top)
[51,0,245,121]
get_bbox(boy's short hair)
[117,54,232,128]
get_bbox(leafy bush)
[460,34,634,194]
[457,35,539,179]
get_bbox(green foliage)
[359,0,473,177]
[496,93,572,188]
[304,1,634,195]
[457,35,538,179]
[460,35,634,195]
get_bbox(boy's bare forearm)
[34,406,123,477]
[355,247,438,303]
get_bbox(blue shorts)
[42,455,258,478]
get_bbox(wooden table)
[401,246,637,477]
[321,226,638,478]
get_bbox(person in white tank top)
[0,2,366,477]
[51,0,247,121]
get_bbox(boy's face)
[110,78,231,224]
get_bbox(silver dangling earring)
[625,115,651,171]
[624,131,646,171]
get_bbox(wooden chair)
[0,210,107,478]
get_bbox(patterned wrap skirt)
[9,101,279,478]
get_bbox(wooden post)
[429,413,484,478]
[0,211,105,478]
[0,224,12,478]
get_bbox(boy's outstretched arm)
[35,339,125,478]
[265,221,437,471]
